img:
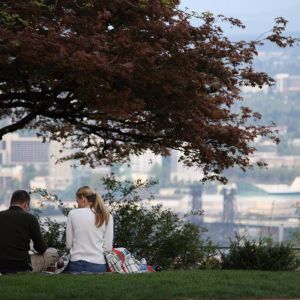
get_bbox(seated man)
[0,190,58,274]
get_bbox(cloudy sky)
[180,0,300,36]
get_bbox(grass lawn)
[1,270,300,300]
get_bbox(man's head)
[10,190,31,212]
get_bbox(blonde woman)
[65,186,113,273]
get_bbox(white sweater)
[66,208,113,264]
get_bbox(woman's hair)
[76,186,110,227]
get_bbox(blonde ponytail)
[76,186,110,227]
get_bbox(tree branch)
[0,112,36,139]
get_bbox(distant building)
[48,141,73,190]
[290,138,300,147]
[170,150,203,183]
[0,140,6,165]
[274,73,300,93]
[1,134,49,167]
[149,193,191,216]
[114,149,204,184]
[116,150,162,181]
[129,150,162,180]
[241,85,269,94]
[0,165,23,190]
[240,71,300,94]
[0,134,73,191]
[29,174,73,191]
[250,152,300,168]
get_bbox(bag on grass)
[104,247,154,273]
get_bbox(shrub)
[110,201,218,269]
[221,234,300,271]
[30,191,70,256]
[40,217,66,255]
[101,175,219,269]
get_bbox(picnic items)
[43,255,70,274]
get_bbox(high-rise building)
[1,134,49,166]
[0,133,73,191]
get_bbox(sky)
[180,0,300,36]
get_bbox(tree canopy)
[0,0,296,182]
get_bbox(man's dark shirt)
[0,206,47,273]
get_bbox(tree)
[0,1,297,182]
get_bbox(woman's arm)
[66,212,73,250]
[103,214,114,252]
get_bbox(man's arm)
[29,216,47,254]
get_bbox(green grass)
[1,270,300,300]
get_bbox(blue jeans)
[65,260,107,273]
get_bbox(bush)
[41,217,66,255]
[111,202,218,269]
[102,175,218,269]
[31,175,219,270]
[221,234,300,271]
[31,192,70,256]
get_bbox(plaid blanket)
[104,248,154,273]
